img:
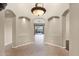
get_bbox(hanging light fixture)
[0,3,7,11]
[31,3,46,16]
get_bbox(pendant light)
[31,3,46,16]
[0,3,7,11]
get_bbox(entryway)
[34,24,44,45]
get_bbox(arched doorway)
[5,9,16,47]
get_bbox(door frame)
[34,24,45,35]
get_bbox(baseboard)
[62,46,66,49]
[45,42,66,49]
[12,42,33,48]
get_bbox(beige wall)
[5,4,34,47]
[66,13,70,40]
[69,4,79,55]
[62,10,70,47]
[4,18,12,46]
[0,10,4,49]
[15,17,33,47]
[45,4,69,47]
[46,18,62,46]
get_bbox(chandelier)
[31,3,46,16]
[0,3,7,11]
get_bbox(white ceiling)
[5,3,69,20]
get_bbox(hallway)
[0,3,70,56]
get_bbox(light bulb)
[33,9,44,16]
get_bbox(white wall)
[69,4,79,55]
[62,10,70,47]
[44,4,69,47]
[46,18,62,46]
[6,4,34,47]
[15,17,33,47]
[66,13,70,40]
[62,15,66,47]
[4,18,12,46]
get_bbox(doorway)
[5,9,16,47]
[34,24,44,45]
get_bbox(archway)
[62,9,70,50]
[5,9,16,47]
[33,18,45,45]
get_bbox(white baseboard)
[12,42,33,48]
[45,42,66,49]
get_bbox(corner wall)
[69,4,79,55]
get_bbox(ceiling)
[5,3,69,20]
